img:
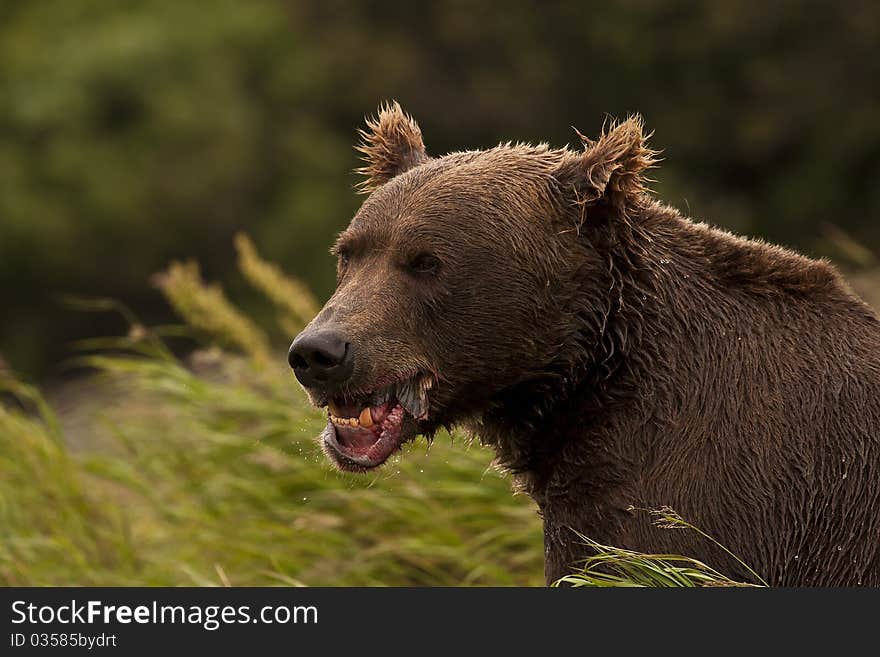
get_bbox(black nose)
[288,329,354,390]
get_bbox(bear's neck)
[476,200,724,502]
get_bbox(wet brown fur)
[311,102,880,586]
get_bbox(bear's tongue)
[334,424,378,449]
[328,401,392,449]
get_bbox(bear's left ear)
[556,115,659,212]
[355,101,429,193]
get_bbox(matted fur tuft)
[567,115,661,210]
[355,101,429,193]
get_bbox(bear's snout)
[288,328,355,393]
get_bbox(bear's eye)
[406,252,441,276]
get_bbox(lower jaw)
[321,420,410,472]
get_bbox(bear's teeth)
[330,411,374,429]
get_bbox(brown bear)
[288,102,880,586]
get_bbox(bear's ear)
[557,115,659,212]
[355,101,429,193]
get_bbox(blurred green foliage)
[1,0,879,376]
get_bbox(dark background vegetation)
[2,0,879,379]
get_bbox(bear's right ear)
[355,101,429,193]
[556,115,658,214]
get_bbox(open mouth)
[321,373,433,472]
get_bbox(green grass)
[0,344,546,586]
[553,540,759,588]
[554,508,764,588]
[0,239,544,586]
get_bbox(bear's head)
[289,102,657,472]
